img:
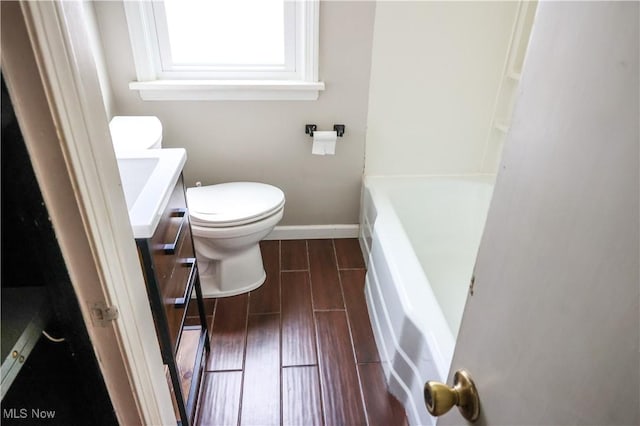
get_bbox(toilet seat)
[186,182,285,228]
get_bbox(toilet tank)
[109,116,163,155]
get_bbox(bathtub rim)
[364,175,455,380]
[362,174,495,378]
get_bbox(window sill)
[128,80,325,101]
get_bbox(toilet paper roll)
[311,131,337,156]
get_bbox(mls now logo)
[3,408,56,419]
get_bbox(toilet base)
[199,271,266,298]
[197,244,267,298]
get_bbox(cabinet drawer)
[159,223,194,301]
[143,174,199,349]
[163,218,197,349]
[166,259,198,348]
[151,175,189,284]
[166,302,186,353]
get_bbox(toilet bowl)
[186,182,285,298]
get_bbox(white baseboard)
[265,224,360,240]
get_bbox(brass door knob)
[424,369,480,422]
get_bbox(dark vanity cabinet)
[135,174,209,426]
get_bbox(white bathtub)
[359,175,494,426]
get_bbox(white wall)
[93,1,376,226]
[82,1,114,118]
[365,1,519,176]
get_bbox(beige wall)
[365,1,518,176]
[93,1,375,226]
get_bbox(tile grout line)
[247,312,281,317]
[332,239,370,426]
[197,299,218,423]
[244,310,280,315]
[356,360,384,366]
[278,240,284,426]
[206,368,244,373]
[209,299,217,335]
[281,363,319,369]
[306,239,327,426]
[237,293,250,426]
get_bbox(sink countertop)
[116,148,187,239]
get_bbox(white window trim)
[123,0,324,101]
[152,1,298,78]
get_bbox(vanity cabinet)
[135,174,209,426]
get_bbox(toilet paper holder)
[305,124,345,138]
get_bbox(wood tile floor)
[187,239,407,426]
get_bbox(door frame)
[1,2,175,424]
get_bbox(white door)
[436,2,639,425]
[2,2,176,424]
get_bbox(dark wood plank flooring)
[192,239,407,426]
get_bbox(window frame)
[123,0,324,101]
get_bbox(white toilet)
[109,115,285,298]
[186,182,285,298]
[109,116,163,153]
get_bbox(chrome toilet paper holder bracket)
[305,124,345,138]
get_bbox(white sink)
[116,148,187,238]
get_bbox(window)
[123,0,324,100]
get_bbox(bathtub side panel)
[361,176,490,425]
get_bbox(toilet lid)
[186,182,285,227]
[109,116,163,153]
